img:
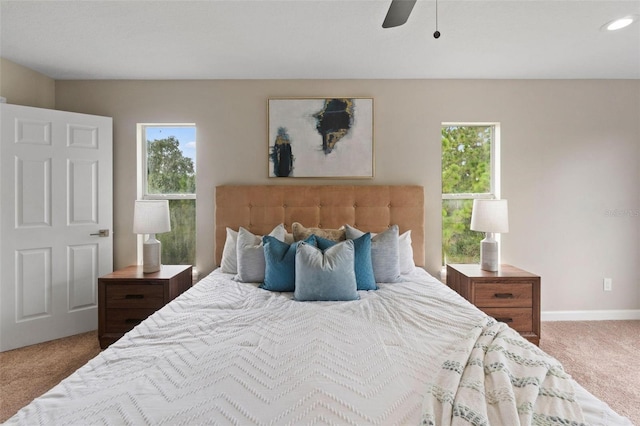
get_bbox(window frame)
[136,123,197,265]
[441,122,501,266]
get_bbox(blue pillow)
[261,235,316,292]
[315,233,377,291]
[294,240,359,302]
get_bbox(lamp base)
[480,233,499,272]
[142,235,161,273]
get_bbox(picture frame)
[268,97,374,178]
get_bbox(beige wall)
[0,58,55,108]
[54,79,640,313]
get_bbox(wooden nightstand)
[98,265,192,349]
[446,264,541,345]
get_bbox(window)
[442,123,500,265]
[138,124,196,265]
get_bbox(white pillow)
[220,227,238,273]
[221,224,285,276]
[398,230,416,274]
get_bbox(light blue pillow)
[315,234,377,291]
[261,235,317,292]
[345,224,402,283]
[294,240,359,302]
[235,224,286,283]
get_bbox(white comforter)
[6,269,631,425]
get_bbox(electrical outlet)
[603,278,613,291]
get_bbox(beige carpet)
[540,320,640,425]
[1,322,638,423]
[0,331,101,422]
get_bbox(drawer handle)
[494,293,514,299]
[125,294,144,299]
[125,319,142,325]
[495,317,514,323]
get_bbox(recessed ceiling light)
[603,16,637,31]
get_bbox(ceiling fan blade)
[382,0,417,28]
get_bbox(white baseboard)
[542,309,640,321]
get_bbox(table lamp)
[133,200,171,273]
[470,199,509,272]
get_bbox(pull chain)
[434,0,441,38]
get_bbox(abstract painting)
[268,98,374,178]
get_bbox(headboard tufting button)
[353,203,357,208]
[318,224,323,228]
[388,204,392,208]
[283,204,287,208]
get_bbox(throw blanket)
[421,318,586,426]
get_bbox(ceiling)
[1,0,639,80]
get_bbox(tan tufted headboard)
[215,185,424,267]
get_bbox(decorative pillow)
[235,224,286,282]
[220,227,238,273]
[350,228,415,275]
[292,222,345,242]
[261,235,317,292]
[294,240,359,302]
[398,230,416,274]
[345,224,402,283]
[284,232,295,244]
[315,234,377,291]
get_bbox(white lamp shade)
[470,199,509,233]
[133,200,171,235]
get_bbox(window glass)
[159,199,196,265]
[442,199,483,264]
[442,125,492,195]
[145,126,196,195]
[140,125,196,266]
[442,124,497,264]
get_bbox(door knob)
[90,229,110,237]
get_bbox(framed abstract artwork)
[268,97,374,178]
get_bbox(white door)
[0,104,113,352]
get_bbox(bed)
[6,185,632,425]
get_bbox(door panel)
[67,123,98,149]
[67,244,98,311]
[15,248,52,320]
[16,118,51,145]
[15,157,52,227]
[1,104,113,351]
[68,159,98,224]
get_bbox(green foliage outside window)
[160,199,195,265]
[147,136,195,194]
[442,199,482,264]
[146,134,196,265]
[442,125,493,264]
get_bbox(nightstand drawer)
[105,308,159,333]
[446,264,540,346]
[98,265,193,349]
[474,283,532,308]
[481,307,533,332]
[105,284,164,309]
